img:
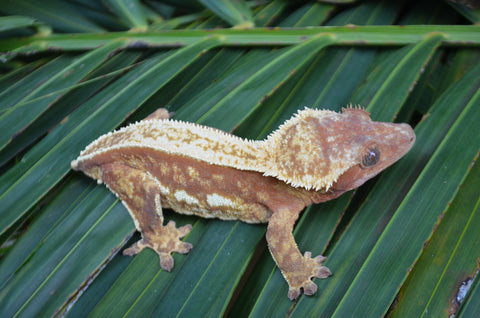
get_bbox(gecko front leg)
[101,162,192,271]
[266,204,332,300]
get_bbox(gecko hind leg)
[101,163,192,271]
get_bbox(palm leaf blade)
[1,1,479,317]
[390,153,480,316]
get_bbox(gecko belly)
[83,147,276,223]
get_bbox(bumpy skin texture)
[71,107,415,299]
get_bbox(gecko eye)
[361,146,380,168]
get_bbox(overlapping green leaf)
[197,35,335,129]
[2,25,480,56]
[102,0,148,29]
[0,185,128,317]
[389,148,480,317]
[0,51,142,167]
[0,0,104,32]
[0,40,126,151]
[236,0,404,139]
[355,34,443,119]
[0,16,42,32]
[198,0,254,27]
[447,0,480,23]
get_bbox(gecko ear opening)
[361,146,380,168]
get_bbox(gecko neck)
[260,109,344,191]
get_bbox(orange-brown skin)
[71,107,415,299]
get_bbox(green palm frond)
[1,0,479,317]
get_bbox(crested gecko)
[71,107,415,299]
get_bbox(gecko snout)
[400,123,416,148]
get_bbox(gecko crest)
[72,107,401,191]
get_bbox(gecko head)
[264,107,415,191]
[330,108,415,191]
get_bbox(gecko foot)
[123,221,193,271]
[286,252,332,300]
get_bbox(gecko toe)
[288,287,301,300]
[177,242,193,254]
[307,252,332,279]
[178,224,192,237]
[303,280,318,296]
[166,220,177,228]
[313,254,327,264]
[123,240,147,256]
[316,266,332,279]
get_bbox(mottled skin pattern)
[71,107,415,299]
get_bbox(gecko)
[71,106,415,300]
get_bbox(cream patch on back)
[76,120,267,174]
